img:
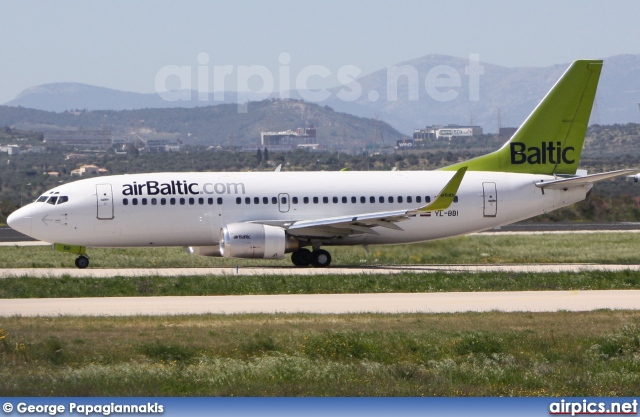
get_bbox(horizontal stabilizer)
[535,169,640,190]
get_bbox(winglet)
[418,167,467,212]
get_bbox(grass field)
[1,312,639,396]
[1,232,639,396]
[2,270,640,298]
[2,232,640,268]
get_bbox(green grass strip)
[2,270,640,298]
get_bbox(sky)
[1,0,639,104]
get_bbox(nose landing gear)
[74,255,90,269]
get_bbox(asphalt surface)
[2,290,639,317]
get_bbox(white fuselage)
[9,170,591,248]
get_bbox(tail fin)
[442,60,602,175]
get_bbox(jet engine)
[219,223,299,259]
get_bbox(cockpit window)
[57,196,69,204]
[47,196,58,205]
[37,196,48,203]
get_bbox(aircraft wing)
[535,169,640,190]
[265,167,467,238]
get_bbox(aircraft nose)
[7,206,33,237]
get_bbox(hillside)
[320,54,640,134]
[0,100,407,148]
[6,54,640,135]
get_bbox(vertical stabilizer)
[442,60,602,175]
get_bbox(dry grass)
[2,311,639,396]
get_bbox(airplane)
[7,59,638,268]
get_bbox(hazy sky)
[1,0,639,104]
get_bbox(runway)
[2,290,639,317]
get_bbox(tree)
[263,147,269,161]
[256,148,263,164]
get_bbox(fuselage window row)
[123,197,224,206]
[122,195,456,207]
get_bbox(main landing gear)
[290,248,332,267]
[74,255,90,269]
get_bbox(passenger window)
[57,196,69,204]
[180,198,185,205]
[360,196,365,203]
[47,196,58,205]
[170,198,176,205]
[342,196,347,203]
[281,196,287,204]
[217,197,223,205]
[272,197,277,204]
[292,197,299,204]
[236,197,241,204]
[123,198,129,206]
[398,196,403,203]
[245,197,251,204]
[416,196,422,203]
[425,196,431,203]
[133,198,138,206]
[151,198,157,205]
[189,198,195,205]
[388,196,394,203]
[304,197,309,204]
[199,197,204,205]
[351,196,356,203]
[333,197,338,203]
[142,198,147,205]
[379,196,384,203]
[208,198,213,205]
[407,196,412,203]
[254,197,259,204]
[370,196,375,203]
[323,197,328,204]
[161,198,167,205]
[453,196,459,203]
[263,197,269,204]
[313,197,319,204]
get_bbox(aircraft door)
[278,193,290,213]
[482,182,497,217]
[96,184,114,220]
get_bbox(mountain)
[318,54,640,133]
[5,54,640,133]
[0,99,407,148]
[5,83,239,112]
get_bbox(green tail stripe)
[442,60,602,175]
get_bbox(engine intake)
[219,223,299,259]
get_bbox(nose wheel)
[290,248,331,267]
[75,255,90,269]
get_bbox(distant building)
[413,125,483,141]
[261,125,317,147]
[499,127,518,138]
[0,145,21,155]
[70,164,109,176]
[44,129,112,149]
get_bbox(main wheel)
[75,255,89,269]
[291,248,312,267]
[311,249,331,268]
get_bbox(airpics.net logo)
[154,53,484,113]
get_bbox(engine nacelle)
[219,223,299,259]
[184,245,222,257]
